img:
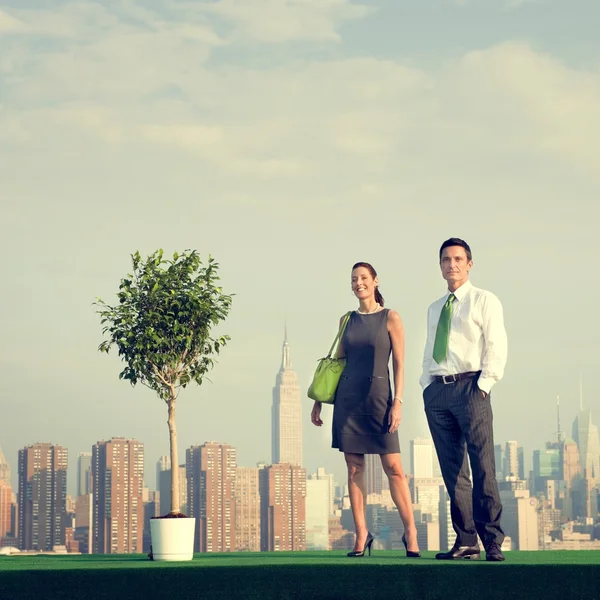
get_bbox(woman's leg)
[380,453,420,552]
[345,452,368,550]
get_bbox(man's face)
[440,246,472,287]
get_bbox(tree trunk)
[168,395,180,515]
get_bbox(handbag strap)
[326,312,352,358]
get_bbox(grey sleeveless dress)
[332,308,400,454]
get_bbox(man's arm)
[477,292,508,394]
[419,305,434,391]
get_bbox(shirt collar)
[447,279,472,302]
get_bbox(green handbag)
[307,312,352,404]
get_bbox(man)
[420,238,507,562]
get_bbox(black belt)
[433,371,480,385]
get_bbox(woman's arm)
[387,310,405,431]
[312,313,349,426]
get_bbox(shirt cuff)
[477,377,495,395]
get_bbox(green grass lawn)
[1,549,600,569]
[1,551,599,600]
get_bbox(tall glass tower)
[572,408,600,479]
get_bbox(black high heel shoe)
[402,534,421,558]
[347,532,374,557]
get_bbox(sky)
[1,0,599,495]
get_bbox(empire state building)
[272,329,303,466]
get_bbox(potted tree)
[95,249,232,560]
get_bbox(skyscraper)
[503,441,520,478]
[555,394,564,444]
[158,464,187,516]
[92,438,144,554]
[309,467,335,516]
[77,452,92,497]
[415,520,441,552]
[187,442,237,552]
[561,438,580,486]
[409,438,442,526]
[142,489,160,553]
[494,444,504,479]
[532,447,561,494]
[498,488,539,550]
[438,487,454,551]
[410,438,434,479]
[272,329,302,466]
[0,444,12,539]
[0,482,12,540]
[74,494,92,554]
[156,455,170,491]
[0,443,10,485]
[365,454,384,495]
[18,443,68,551]
[556,438,580,520]
[235,466,260,552]
[260,463,306,551]
[306,477,330,550]
[411,478,443,523]
[572,408,600,480]
[517,446,525,480]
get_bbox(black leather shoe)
[435,544,481,560]
[485,542,505,562]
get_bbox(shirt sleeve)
[477,292,508,394]
[419,305,434,391]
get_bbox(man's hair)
[439,238,472,261]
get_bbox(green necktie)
[432,293,455,364]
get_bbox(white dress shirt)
[420,280,507,394]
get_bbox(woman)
[311,262,420,558]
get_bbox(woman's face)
[351,266,378,301]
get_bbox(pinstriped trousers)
[424,373,504,548]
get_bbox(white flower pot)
[150,517,196,561]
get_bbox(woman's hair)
[352,262,384,307]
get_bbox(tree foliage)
[95,249,233,402]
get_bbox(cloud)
[442,42,600,176]
[1,3,121,37]
[0,2,224,109]
[1,1,598,491]
[197,0,372,43]
[1,2,599,189]
[0,7,23,32]
[504,0,539,7]
[2,2,223,47]
[450,0,541,8]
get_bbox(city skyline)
[1,0,599,497]
[3,404,599,554]
[1,371,597,495]
[2,399,597,496]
